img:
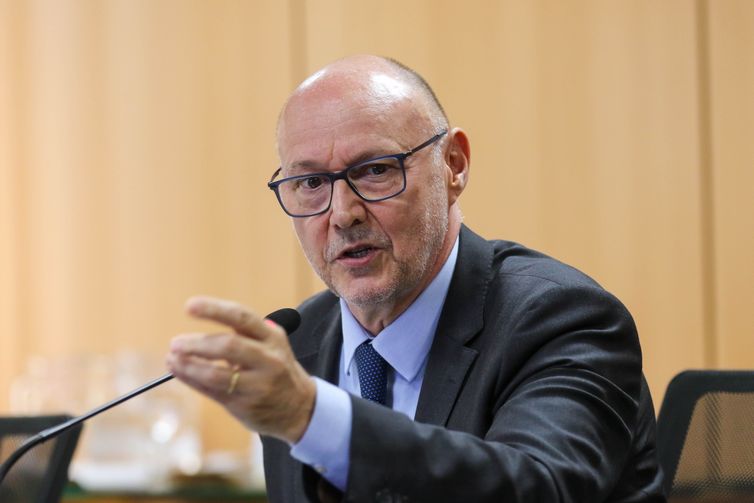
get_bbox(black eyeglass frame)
[268,130,448,218]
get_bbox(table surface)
[63,484,268,502]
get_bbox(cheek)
[294,219,327,262]
[372,206,419,254]
[389,187,447,251]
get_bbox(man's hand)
[166,296,316,443]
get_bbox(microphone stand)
[0,373,174,484]
[0,306,301,485]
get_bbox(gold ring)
[227,368,241,395]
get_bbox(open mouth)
[341,246,375,259]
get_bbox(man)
[167,55,665,501]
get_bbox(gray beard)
[314,187,449,310]
[341,211,447,309]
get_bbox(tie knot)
[354,340,388,405]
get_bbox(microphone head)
[264,307,301,334]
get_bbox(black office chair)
[656,370,754,502]
[0,415,82,503]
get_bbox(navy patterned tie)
[354,340,388,405]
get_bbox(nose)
[329,179,366,229]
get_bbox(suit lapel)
[414,226,493,426]
[297,300,342,385]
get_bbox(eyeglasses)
[268,130,447,218]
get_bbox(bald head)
[380,57,449,124]
[277,55,448,150]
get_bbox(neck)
[347,213,461,335]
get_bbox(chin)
[334,280,399,308]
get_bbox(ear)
[444,128,470,206]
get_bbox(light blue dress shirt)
[290,237,459,490]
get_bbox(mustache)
[325,227,392,262]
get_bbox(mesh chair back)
[657,370,754,502]
[0,415,82,503]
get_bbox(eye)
[350,162,394,180]
[367,164,388,176]
[304,176,323,189]
[291,175,327,192]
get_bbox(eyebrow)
[284,160,326,176]
[284,148,397,176]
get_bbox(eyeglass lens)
[276,157,405,216]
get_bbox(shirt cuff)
[289,377,351,491]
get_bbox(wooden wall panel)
[0,0,298,452]
[707,0,754,367]
[0,0,22,425]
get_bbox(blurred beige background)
[1,0,752,454]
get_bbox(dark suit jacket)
[262,226,665,502]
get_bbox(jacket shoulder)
[488,239,603,291]
[296,288,339,317]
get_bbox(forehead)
[280,102,405,158]
[277,70,430,168]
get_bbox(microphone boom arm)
[0,306,300,486]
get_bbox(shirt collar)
[340,235,460,382]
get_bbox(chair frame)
[656,369,754,497]
[0,415,82,503]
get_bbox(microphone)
[0,307,301,484]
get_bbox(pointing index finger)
[186,296,269,339]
